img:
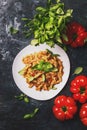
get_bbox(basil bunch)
[22,0,73,47]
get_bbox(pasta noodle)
[19,49,64,91]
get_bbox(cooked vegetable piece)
[18,67,25,75]
[42,74,46,82]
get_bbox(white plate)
[12,43,70,101]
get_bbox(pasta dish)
[18,49,64,91]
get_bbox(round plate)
[12,43,70,101]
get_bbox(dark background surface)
[0,0,87,130]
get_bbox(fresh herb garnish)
[15,94,39,119]
[32,60,58,72]
[46,49,60,56]
[21,17,29,21]
[15,93,29,103]
[22,0,73,47]
[10,26,19,34]
[24,108,39,119]
[73,67,83,75]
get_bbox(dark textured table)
[0,0,87,130]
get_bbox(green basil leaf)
[10,27,19,34]
[34,30,40,38]
[24,114,31,119]
[56,8,64,14]
[63,46,67,52]
[24,97,29,103]
[15,94,29,103]
[50,4,59,11]
[46,30,54,37]
[31,39,39,46]
[49,11,55,17]
[65,9,73,17]
[73,67,83,75]
[36,7,46,12]
[21,18,29,21]
[58,17,63,27]
[15,94,24,100]
[39,36,46,43]
[46,49,60,56]
[24,108,39,119]
[62,34,68,42]
[56,37,62,43]
[45,22,53,30]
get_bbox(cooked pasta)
[19,49,64,91]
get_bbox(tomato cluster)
[62,22,87,48]
[52,75,87,126]
[52,21,87,126]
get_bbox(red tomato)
[79,103,87,126]
[62,22,87,48]
[70,75,87,103]
[52,95,77,121]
